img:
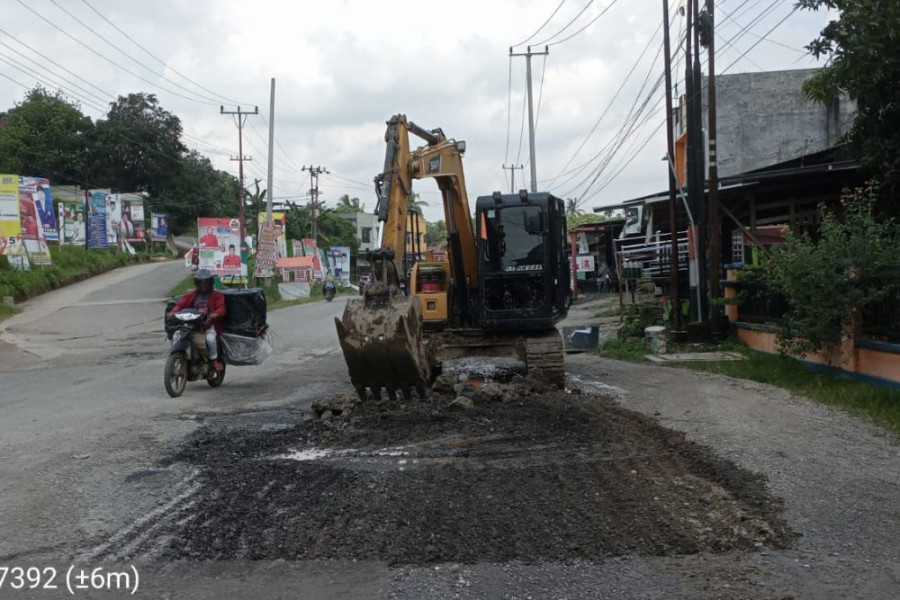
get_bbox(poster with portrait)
[0,174,20,256]
[19,177,57,242]
[86,190,109,250]
[114,193,146,243]
[58,200,86,246]
[328,246,351,283]
[622,205,643,236]
[197,217,247,284]
[258,212,287,257]
[151,213,168,241]
[17,179,52,265]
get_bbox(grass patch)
[0,246,148,301]
[0,302,21,322]
[595,334,900,435]
[596,338,649,362]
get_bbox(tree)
[283,203,359,252]
[426,220,447,248]
[408,191,429,215]
[91,93,186,199]
[799,0,900,210]
[0,86,94,184]
[769,182,900,354]
[566,198,582,219]
[335,194,365,213]
[158,150,238,233]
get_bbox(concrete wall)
[701,69,856,177]
[338,212,378,253]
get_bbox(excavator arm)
[371,115,478,322]
[335,115,476,400]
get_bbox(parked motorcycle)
[164,308,226,397]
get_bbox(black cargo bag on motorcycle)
[220,288,271,366]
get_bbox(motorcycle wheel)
[165,352,188,397]
[207,362,226,387]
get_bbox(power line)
[533,0,595,46]
[533,54,549,134]
[0,41,109,108]
[79,0,253,106]
[512,0,567,47]
[14,0,218,106]
[503,55,513,164]
[547,0,621,47]
[48,0,224,105]
[542,18,666,185]
[722,5,799,73]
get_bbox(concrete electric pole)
[266,78,276,225]
[510,45,549,192]
[502,163,524,193]
[220,104,259,242]
[302,165,329,242]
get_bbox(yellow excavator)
[335,114,571,401]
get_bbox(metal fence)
[861,281,900,343]
[733,281,789,325]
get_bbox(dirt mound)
[167,385,793,565]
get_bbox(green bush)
[617,302,664,341]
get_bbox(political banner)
[254,221,277,278]
[19,177,57,242]
[58,199,86,245]
[291,239,303,258]
[258,212,287,257]
[328,246,352,283]
[86,190,109,249]
[0,173,28,268]
[576,254,596,273]
[115,193,146,243]
[298,238,325,281]
[197,217,246,284]
[18,179,52,265]
[0,174,19,254]
[150,213,168,241]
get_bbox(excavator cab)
[475,191,571,330]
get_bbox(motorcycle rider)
[323,273,336,298]
[166,269,226,372]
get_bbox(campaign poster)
[106,193,121,246]
[117,194,146,243]
[258,212,287,257]
[19,177,57,242]
[151,213,169,241]
[58,200,86,246]
[291,239,303,258]
[86,190,109,250]
[18,181,52,265]
[197,217,246,284]
[0,174,20,255]
[328,246,351,283]
[254,221,277,278]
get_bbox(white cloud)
[0,0,832,221]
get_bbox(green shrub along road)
[0,246,161,301]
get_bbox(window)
[483,206,545,273]
[362,227,372,244]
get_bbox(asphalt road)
[0,261,361,595]
[1,269,898,599]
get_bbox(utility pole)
[663,0,681,327]
[266,78,276,225]
[509,45,549,192]
[692,0,708,325]
[221,104,259,242]
[502,163,524,193]
[302,165,329,242]
[705,0,721,333]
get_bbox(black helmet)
[194,269,213,285]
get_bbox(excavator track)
[429,328,566,389]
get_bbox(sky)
[0,0,836,223]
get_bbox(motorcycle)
[164,308,226,397]
[324,284,336,302]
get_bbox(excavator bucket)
[335,286,432,401]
